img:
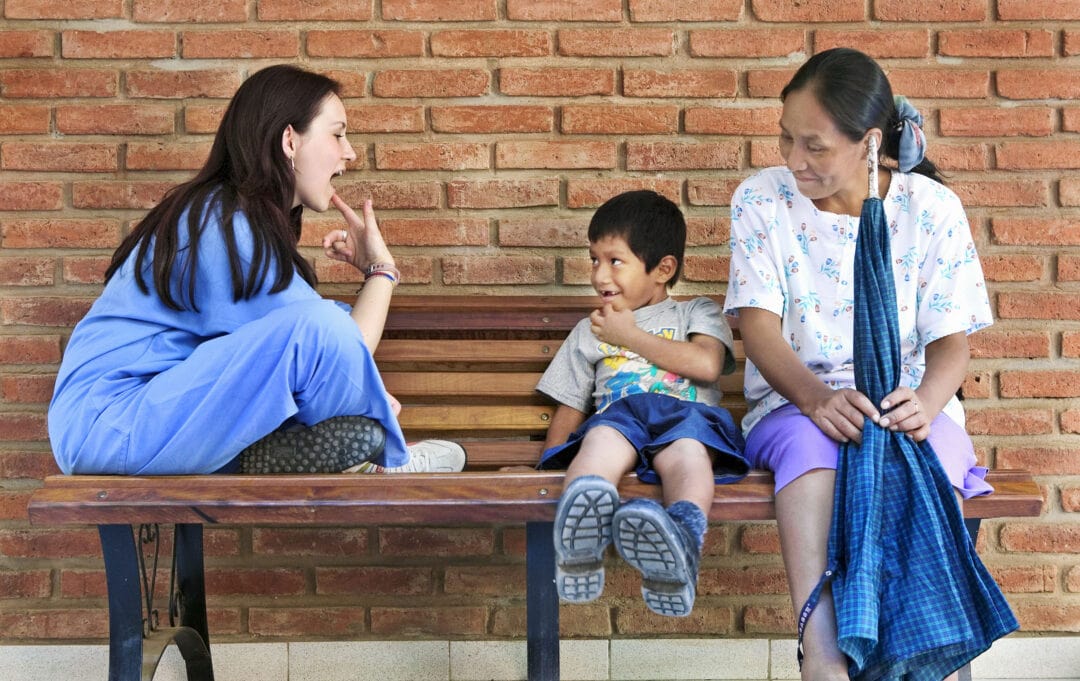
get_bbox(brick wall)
[1,0,1078,643]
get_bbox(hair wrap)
[893,96,926,173]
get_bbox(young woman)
[725,49,995,680]
[49,65,464,476]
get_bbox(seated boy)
[537,190,748,617]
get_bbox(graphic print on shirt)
[595,327,696,413]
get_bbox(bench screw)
[97,491,108,499]
[540,413,550,422]
[539,488,548,496]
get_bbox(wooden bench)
[26,295,1042,681]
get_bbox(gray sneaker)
[553,475,620,603]
[613,498,700,617]
[239,415,386,474]
[343,439,466,473]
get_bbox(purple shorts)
[745,403,992,498]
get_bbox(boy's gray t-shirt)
[536,297,736,415]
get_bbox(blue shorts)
[537,393,749,485]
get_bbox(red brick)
[562,105,678,134]
[746,69,796,98]
[997,447,1080,476]
[379,218,490,247]
[685,107,781,135]
[499,68,615,96]
[0,609,106,640]
[432,29,549,57]
[383,0,497,20]
[884,1,986,19]
[1064,178,1080,207]
[431,105,552,133]
[57,104,175,135]
[627,141,741,171]
[1,298,92,328]
[998,0,1080,20]
[373,69,489,98]
[63,256,111,284]
[181,30,298,59]
[998,292,1080,320]
[320,70,367,98]
[1002,523,1080,553]
[567,179,681,208]
[745,605,795,634]
[1065,409,1080,434]
[688,178,743,207]
[998,141,1080,170]
[887,69,989,98]
[2,142,118,173]
[0,68,117,98]
[616,602,735,635]
[316,566,432,596]
[2,374,56,404]
[4,216,122,251]
[5,0,121,18]
[939,30,1053,58]
[446,178,559,209]
[133,0,246,22]
[496,141,616,169]
[689,29,805,57]
[951,180,1048,208]
[969,330,1050,359]
[258,0,371,20]
[371,607,487,636]
[62,30,175,59]
[125,70,242,99]
[752,0,864,22]
[814,29,930,57]
[1069,566,1080,591]
[445,565,525,596]
[126,141,212,171]
[375,143,489,171]
[0,183,62,212]
[559,29,674,57]
[335,181,441,210]
[1000,371,1080,398]
[687,217,731,246]
[0,336,61,364]
[184,104,227,133]
[379,527,495,557]
[683,255,730,283]
[207,568,306,596]
[506,0,622,21]
[998,70,1080,100]
[0,105,50,135]
[249,607,367,637]
[979,254,1044,282]
[1058,255,1080,282]
[0,570,51,599]
[498,218,587,248]
[306,30,424,58]
[344,105,424,133]
[0,528,100,559]
[1065,488,1080,513]
[961,371,992,400]
[1064,332,1080,358]
[940,107,1054,138]
[988,565,1057,593]
[629,0,742,21]
[930,143,989,171]
[1067,31,1080,57]
[441,255,554,285]
[0,257,55,286]
[623,69,737,98]
[72,181,173,209]
[0,30,54,58]
[965,408,1054,436]
[0,450,59,478]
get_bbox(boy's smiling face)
[589,234,673,311]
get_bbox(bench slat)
[375,339,562,364]
[26,470,1040,526]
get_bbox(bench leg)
[525,520,559,681]
[955,517,983,681]
[99,525,148,681]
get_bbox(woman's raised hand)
[323,194,395,271]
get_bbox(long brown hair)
[105,65,339,311]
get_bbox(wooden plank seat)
[26,295,1043,681]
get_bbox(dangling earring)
[867,135,879,199]
[289,156,295,171]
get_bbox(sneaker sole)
[613,504,695,617]
[554,479,618,603]
[239,415,386,474]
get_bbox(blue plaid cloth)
[800,196,1018,680]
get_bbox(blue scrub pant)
[61,300,409,475]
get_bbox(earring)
[289,156,295,171]
[867,136,880,198]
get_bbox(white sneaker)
[343,440,466,473]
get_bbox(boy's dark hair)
[587,190,686,286]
